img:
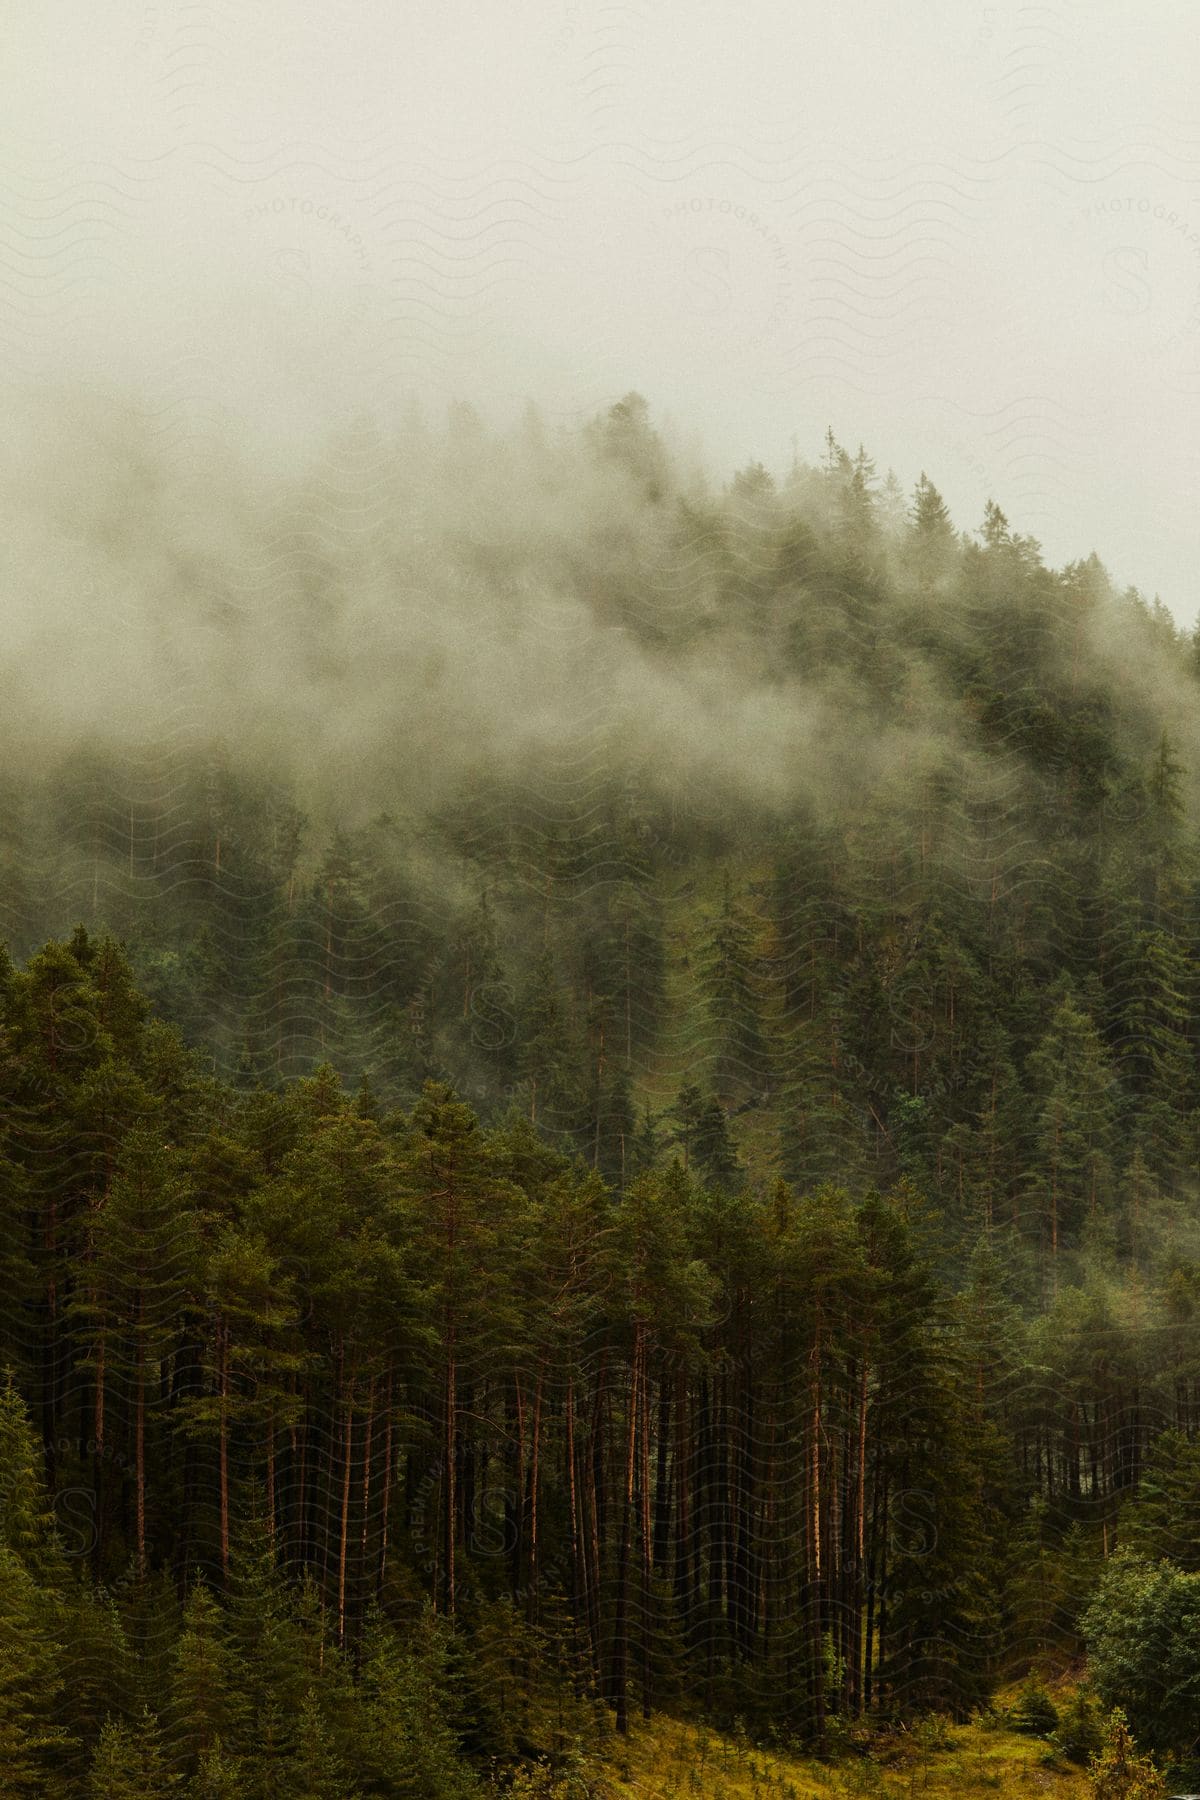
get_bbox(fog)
[0,389,959,835]
[3,0,1198,621]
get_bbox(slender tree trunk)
[809,1318,826,1747]
[673,1368,692,1624]
[379,1371,394,1592]
[585,1360,606,1681]
[360,1376,375,1613]
[297,1391,309,1567]
[218,1323,230,1580]
[42,1192,59,1475]
[266,1401,276,1551]
[853,1357,869,1711]
[565,1373,582,1657]
[92,1325,106,1579]
[338,1383,353,1647]
[612,1329,640,1733]
[135,1334,147,1578]
[444,1330,457,1616]
[527,1361,544,1623]
[640,1350,653,1719]
[653,1379,672,1573]
[512,1375,526,1597]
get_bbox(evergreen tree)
[87,1707,175,1799]
[700,873,769,1102]
[1026,994,1117,1279]
[164,1579,239,1778]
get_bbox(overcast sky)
[6,0,1200,614]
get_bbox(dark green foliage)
[1082,1554,1200,1766]
[1011,1675,1059,1735]
[6,414,1200,1785]
[86,1708,174,1799]
[1054,1686,1105,1764]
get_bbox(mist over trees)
[2,395,1200,1790]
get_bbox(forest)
[2,396,1200,1793]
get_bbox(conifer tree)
[87,1708,174,1800]
[701,873,769,1102]
[164,1579,239,1778]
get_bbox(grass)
[589,1698,1091,1800]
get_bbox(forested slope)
[2,398,1200,1790]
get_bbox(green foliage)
[0,1549,75,1794]
[1119,1430,1200,1568]
[87,1708,175,1799]
[1088,1709,1166,1800]
[5,417,1200,1789]
[1011,1675,1059,1736]
[1082,1554,1200,1764]
[1053,1688,1105,1765]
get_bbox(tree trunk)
[611,1329,640,1733]
[218,1324,230,1580]
[379,1370,394,1592]
[527,1362,544,1623]
[640,1349,653,1719]
[338,1383,353,1647]
[135,1336,147,1578]
[92,1326,106,1578]
[444,1333,457,1616]
[809,1318,826,1747]
[265,1400,276,1552]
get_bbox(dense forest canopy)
[2,396,1200,1793]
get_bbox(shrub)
[1011,1677,1059,1737]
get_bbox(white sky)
[5,0,1200,613]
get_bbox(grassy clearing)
[592,1702,1090,1800]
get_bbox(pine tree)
[1026,994,1117,1279]
[700,873,768,1102]
[57,1586,133,1771]
[907,473,956,587]
[355,1612,481,1798]
[0,1550,75,1795]
[980,499,1011,549]
[399,1084,526,1619]
[164,1580,239,1777]
[691,1094,742,1192]
[87,1708,175,1799]
[74,1129,198,1577]
[186,1738,243,1799]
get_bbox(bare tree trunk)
[266,1401,276,1551]
[612,1328,641,1734]
[379,1370,394,1592]
[527,1361,544,1623]
[92,1325,106,1578]
[809,1317,826,1747]
[360,1377,376,1603]
[135,1335,146,1578]
[444,1332,457,1616]
[338,1383,353,1647]
[640,1352,653,1719]
[218,1322,230,1580]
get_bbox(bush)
[1053,1687,1104,1765]
[1011,1677,1059,1736]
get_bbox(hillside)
[2,401,1200,1791]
